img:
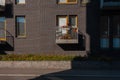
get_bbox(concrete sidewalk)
[1,61,120,70]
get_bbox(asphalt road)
[0,68,120,80]
[0,74,120,80]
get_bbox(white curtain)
[0,0,5,6]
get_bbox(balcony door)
[56,15,78,44]
[100,15,120,50]
[58,16,68,34]
[0,17,6,41]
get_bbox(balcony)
[0,28,14,51]
[56,26,78,44]
[100,0,120,9]
[0,0,5,11]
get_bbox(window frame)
[57,15,68,26]
[69,15,78,27]
[16,0,26,4]
[0,17,6,41]
[58,0,78,4]
[56,15,78,27]
[16,16,26,38]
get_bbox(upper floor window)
[58,0,77,4]
[57,15,77,27]
[0,0,5,6]
[104,0,120,2]
[16,0,25,4]
[100,0,120,8]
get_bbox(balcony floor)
[56,39,78,44]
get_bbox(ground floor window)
[100,38,109,48]
[0,17,6,41]
[16,16,26,38]
[100,15,120,49]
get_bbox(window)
[16,0,25,4]
[69,16,77,27]
[57,15,77,35]
[0,0,5,6]
[57,15,77,27]
[100,16,109,48]
[16,16,26,38]
[100,15,120,49]
[58,0,77,4]
[104,0,120,2]
[101,0,120,8]
[0,17,6,41]
[56,15,78,41]
[100,38,109,48]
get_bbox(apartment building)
[0,0,119,55]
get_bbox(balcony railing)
[0,28,14,50]
[56,26,78,44]
[100,0,120,8]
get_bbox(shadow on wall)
[86,0,100,54]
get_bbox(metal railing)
[56,26,78,43]
[0,28,14,48]
[6,30,14,48]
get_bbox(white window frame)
[16,0,25,4]
[58,0,77,4]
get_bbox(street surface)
[0,68,120,80]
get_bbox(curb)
[0,61,120,69]
[0,61,71,69]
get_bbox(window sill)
[58,2,77,5]
[16,3,26,5]
[16,36,26,39]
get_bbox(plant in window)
[62,25,68,28]
[60,34,72,39]
[72,28,78,32]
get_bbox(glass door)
[100,15,120,49]
[112,15,120,49]
[100,16,110,48]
